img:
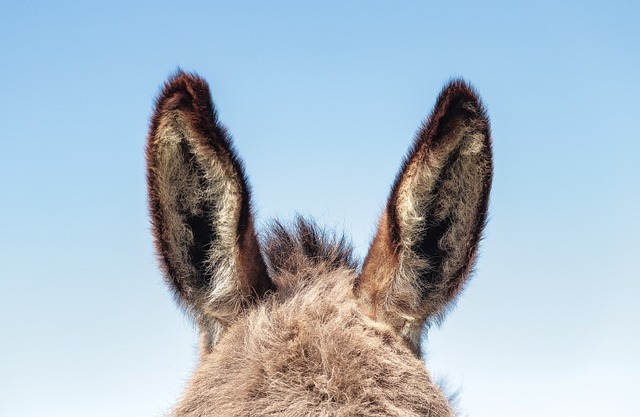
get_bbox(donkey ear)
[357,80,493,352]
[146,72,273,346]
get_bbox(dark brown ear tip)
[440,79,480,101]
[155,70,213,113]
[438,79,489,120]
[415,79,490,153]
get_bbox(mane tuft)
[262,216,358,278]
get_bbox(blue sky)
[1,1,639,416]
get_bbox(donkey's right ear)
[146,72,273,344]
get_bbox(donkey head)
[147,72,492,416]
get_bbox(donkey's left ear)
[357,80,493,352]
[146,72,273,348]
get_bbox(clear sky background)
[1,1,639,416]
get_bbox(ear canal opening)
[413,214,453,293]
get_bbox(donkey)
[146,71,492,416]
